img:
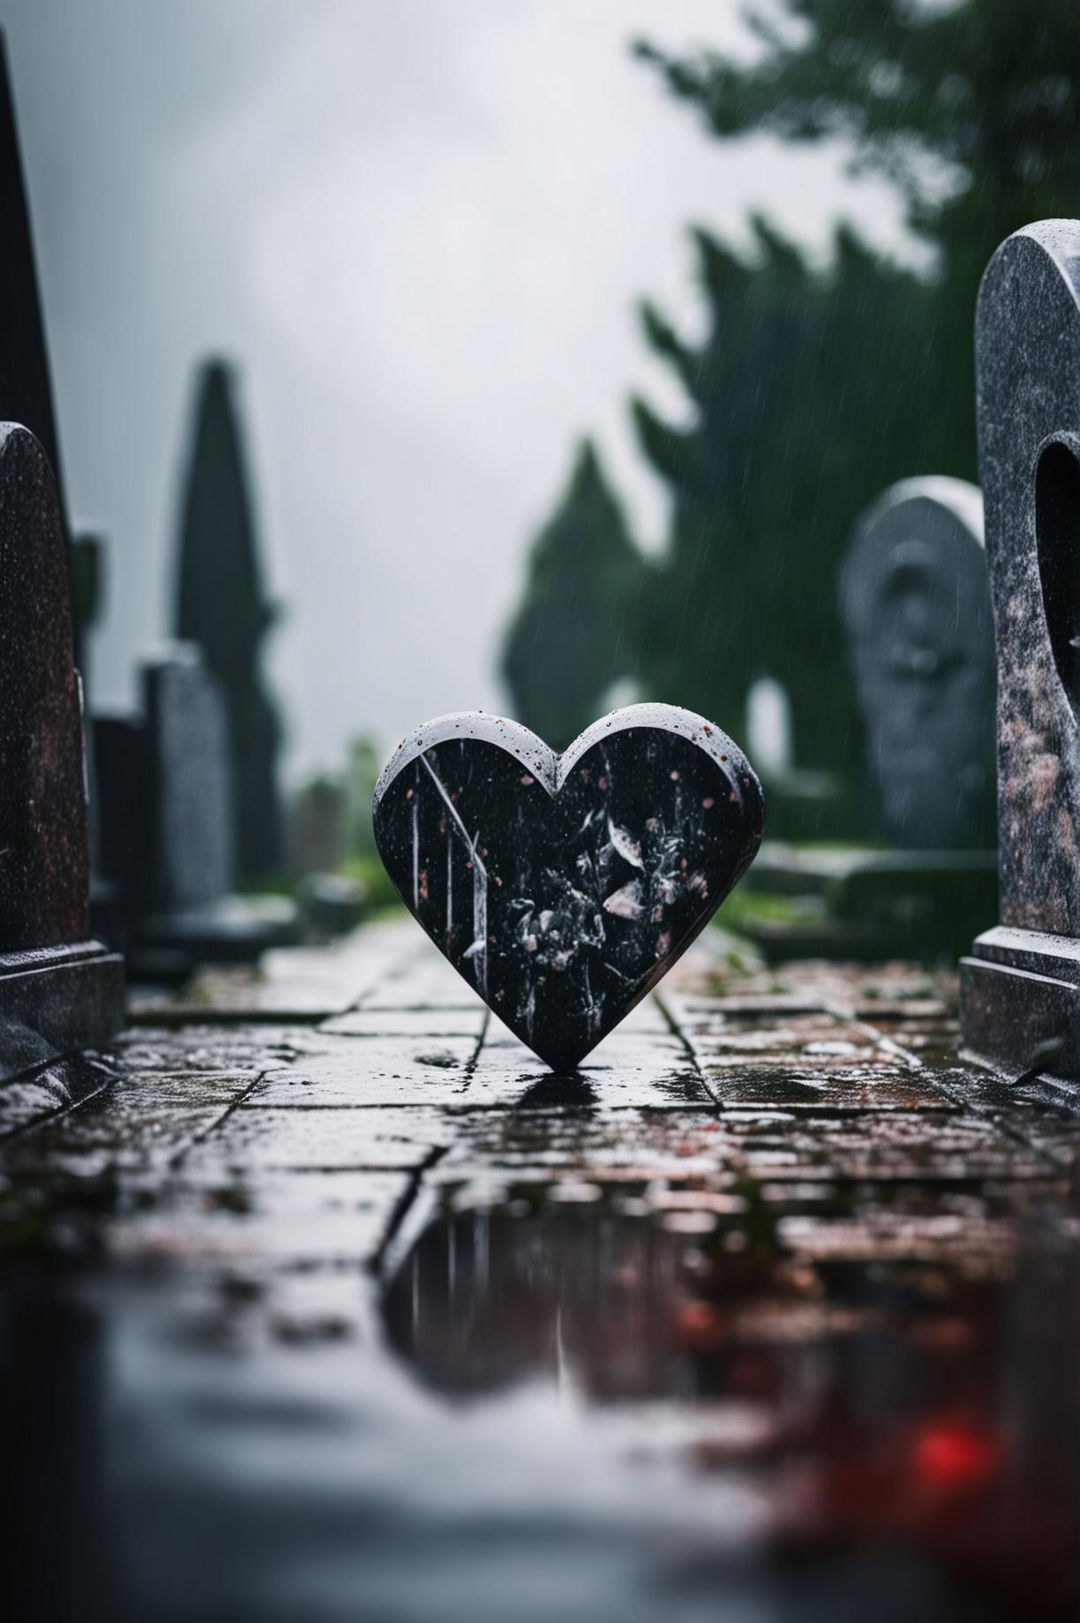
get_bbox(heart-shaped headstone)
[373,704,764,1070]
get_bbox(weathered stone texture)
[0,425,88,948]
[976,221,1080,931]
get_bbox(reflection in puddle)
[3,1189,1078,1622]
[386,1199,686,1401]
[384,1193,1080,1616]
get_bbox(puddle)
[385,1195,1079,1611]
[2,1187,1078,1620]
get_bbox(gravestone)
[0,35,65,521]
[175,360,284,884]
[0,31,115,944]
[0,425,123,1078]
[374,705,764,1070]
[841,477,994,849]
[288,778,347,878]
[738,479,997,961]
[95,646,296,981]
[0,32,104,680]
[144,649,235,909]
[287,776,367,939]
[961,218,1080,1075]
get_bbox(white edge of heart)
[372,703,761,814]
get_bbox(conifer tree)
[502,440,645,751]
[633,219,931,780]
[175,361,284,882]
[630,0,1079,789]
[636,0,1080,478]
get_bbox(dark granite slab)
[0,424,123,1077]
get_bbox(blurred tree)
[634,219,931,785]
[502,439,645,751]
[630,0,1080,797]
[636,0,1080,459]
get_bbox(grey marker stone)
[841,476,994,850]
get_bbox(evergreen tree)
[634,219,933,782]
[175,360,284,883]
[631,0,1080,793]
[502,440,645,751]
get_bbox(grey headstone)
[94,646,298,980]
[960,219,1080,1074]
[142,645,234,910]
[840,477,994,849]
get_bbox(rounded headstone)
[840,477,993,849]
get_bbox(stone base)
[0,940,125,1083]
[128,895,301,984]
[753,773,855,843]
[738,844,997,963]
[960,925,1080,1077]
[296,873,368,941]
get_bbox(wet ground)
[2,921,1079,1621]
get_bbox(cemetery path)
[2,919,1078,1621]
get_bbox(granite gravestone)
[95,646,295,981]
[374,705,764,1070]
[0,31,117,943]
[0,425,124,1078]
[960,219,1080,1075]
[0,36,65,525]
[841,477,994,850]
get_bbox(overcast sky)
[5,0,914,781]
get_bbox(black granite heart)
[373,704,765,1070]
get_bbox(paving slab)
[699,1064,953,1111]
[3,922,1080,1620]
[461,1049,712,1109]
[248,1036,478,1106]
[108,1169,410,1271]
[0,1053,117,1137]
[175,1103,453,1175]
[319,1007,486,1038]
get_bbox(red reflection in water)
[384,1199,1080,1617]
[914,1421,1002,1485]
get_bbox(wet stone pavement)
[2,921,1079,1621]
